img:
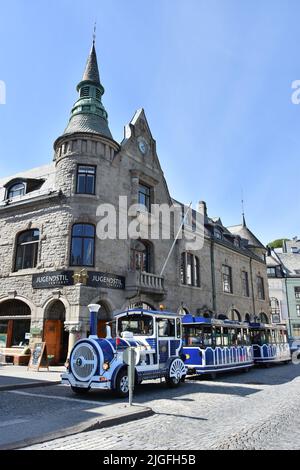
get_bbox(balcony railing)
[126,271,166,297]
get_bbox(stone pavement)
[25,363,300,450]
[0,364,63,390]
[0,365,152,449]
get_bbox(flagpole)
[160,202,192,277]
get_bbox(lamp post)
[88,304,100,338]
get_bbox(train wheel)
[71,386,90,395]
[166,358,186,388]
[115,369,129,398]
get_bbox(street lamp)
[88,304,100,338]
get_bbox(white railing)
[126,271,165,293]
[140,272,164,291]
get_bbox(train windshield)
[118,314,153,336]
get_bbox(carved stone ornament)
[64,321,83,333]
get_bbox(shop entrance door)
[44,320,62,364]
[44,300,67,365]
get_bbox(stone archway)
[43,300,68,364]
[128,301,155,311]
[0,299,31,347]
[231,309,241,322]
[260,312,269,324]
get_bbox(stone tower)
[53,40,119,194]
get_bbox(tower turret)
[63,41,112,139]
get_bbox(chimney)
[88,304,100,337]
[198,201,207,218]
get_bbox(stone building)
[0,41,270,363]
[267,238,300,338]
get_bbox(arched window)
[15,229,39,271]
[131,240,151,272]
[180,253,200,287]
[70,224,95,266]
[8,182,25,199]
[128,302,155,311]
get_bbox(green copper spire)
[63,40,113,139]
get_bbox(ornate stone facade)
[0,41,270,362]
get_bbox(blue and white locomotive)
[62,308,186,397]
[250,322,291,365]
[182,315,253,377]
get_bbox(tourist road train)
[61,308,292,397]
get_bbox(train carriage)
[62,309,186,397]
[249,323,291,365]
[182,315,254,377]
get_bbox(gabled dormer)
[4,177,45,200]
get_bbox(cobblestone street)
[26,363,300,450]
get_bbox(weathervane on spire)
[93,21,97,45]
[241,189,246,226]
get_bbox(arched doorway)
[231,309,241,322]
[0,300,31,347]
[44,300,68,364]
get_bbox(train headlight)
[103,361,110,371]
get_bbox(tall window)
[138,184,151,212]
[242,271,250,297]
[295,287,300,299]
[270,298,281,323]
[76,165,96,194]
[8,182,26,199]
[15,229,39,271]
[257,276,265,300]
[70,224,95,266]
[130,240,151,272]
[181,253,200,287]
[222,265,232,293]
[296,305,300,317]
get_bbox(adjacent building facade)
[0,41,270,363]
[267,238,300,338]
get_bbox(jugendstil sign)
[32,270,125,290]
[32,271,74,289]
[87,272,126,290]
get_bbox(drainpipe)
[250,258,256,318]
[210,239,216,314]
[284,278,293,337]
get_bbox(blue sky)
[0,0,299,245]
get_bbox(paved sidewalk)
[0,364,64,390]
[0,365,153,449]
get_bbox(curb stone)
[0,381,61,392]
[0,406,154,450]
